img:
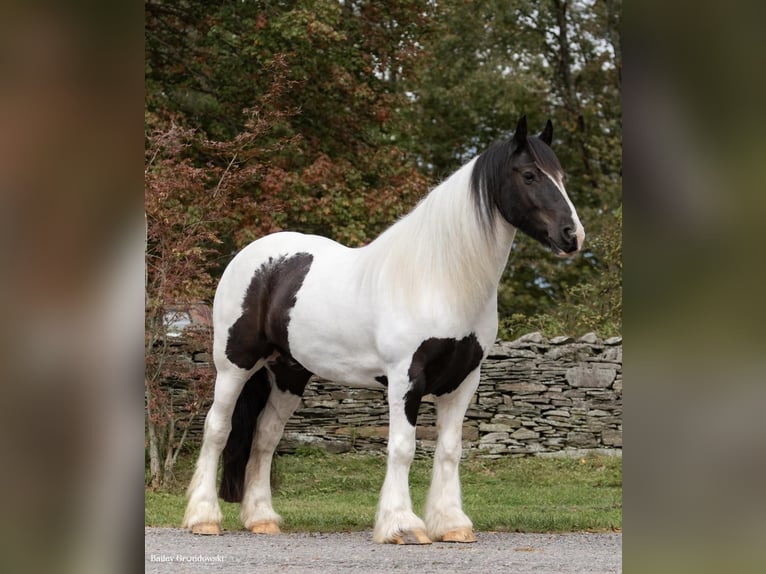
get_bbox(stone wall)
[280,332,622,457]
[168,332,622,458]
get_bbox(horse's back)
[215,231,344,306]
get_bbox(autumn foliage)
[144,4,430,485]
[145,0,622,485]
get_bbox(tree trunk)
[146,392,162,490]
[162,397,176,488]
[549,0,596,186]
[604,0,622,91]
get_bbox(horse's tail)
[219,368,272,502]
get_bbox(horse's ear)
[540,119,553,145]
[512,115,528,148]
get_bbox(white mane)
[357,158,515,322]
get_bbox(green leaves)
[399,0,622,336]
[145,0,621,337]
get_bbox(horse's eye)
[523,171,535,183]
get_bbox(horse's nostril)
[563,226,575,239]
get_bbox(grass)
[145,446,621,533]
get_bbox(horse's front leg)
[424,368,481,543]
[373,374,430,545]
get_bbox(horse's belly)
[289,327,384,386]
[287,263,384,385]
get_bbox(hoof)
[440,528,477,543]
[250,521,281,534]
[391,529,432,545]
[190,522,221,535]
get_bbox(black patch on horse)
[403,334,484,426]
[225,252,314,369]
[268,353,312,396]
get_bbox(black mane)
[469,138,515,230]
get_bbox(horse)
[182,116,584,544]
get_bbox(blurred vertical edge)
[0,2,144,574]
[625,1,766,572]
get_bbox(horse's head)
[471,116,585,257]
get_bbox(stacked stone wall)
[165,332,622,458]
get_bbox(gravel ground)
[145,528,621,573]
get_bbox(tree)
[401,0,622,336]
[146,0,433,249]
[144,49,311,486]
[144,119,221,489]
[145,1,436,475]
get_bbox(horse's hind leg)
[240,357,311,533]
[183,363,254,535]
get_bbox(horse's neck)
[360,161,516,320]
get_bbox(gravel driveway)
[145,528,621,573]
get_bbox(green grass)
[145,447,621,533]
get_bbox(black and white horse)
[183,116,584,544]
